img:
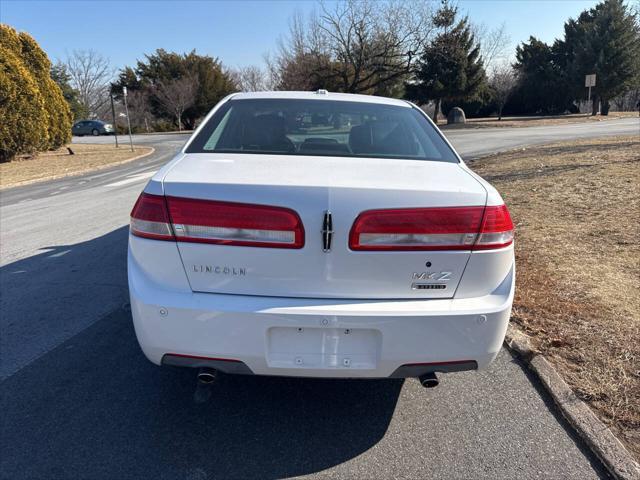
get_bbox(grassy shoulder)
[439,111,638,129]
[472,136,640,459]
[0,144,154,189]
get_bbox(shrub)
[0,25,48,162]
[19,32,72,149]
[0,24,72,162]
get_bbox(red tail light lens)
[130,193,175,240]
[349,205,513,251]
[474,205,514,250]
[165,196,304,248]
[130,194,305,248]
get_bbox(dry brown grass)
[472,135,640,459]
[0,144,153,189]
[439,111,638,129]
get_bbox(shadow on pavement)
[1,227,401,479]
[1,307,401,479]
[0,227,130,379]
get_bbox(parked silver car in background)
[72,120,114,136]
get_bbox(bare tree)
[267,10,336,91]
[489,62,518,120]
[322,0,434,93]
[126,89,155,132]
[473,22,511,71]
[263,52,284,91]
[64,50,113,118]
[231,65,271,92]
[153,74,199,131]
[270,0,434,94]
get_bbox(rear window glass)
[186,98,458,163]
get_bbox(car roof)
[229,91,411,108]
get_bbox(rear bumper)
[129,249,514,379]
[161,353,478,378]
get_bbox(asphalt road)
[445,117,639,158]
[2,118,638,479]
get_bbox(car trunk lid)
[161,153,487,299]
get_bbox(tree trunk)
[591,96,599,116]
[177,112,182,132]
[601,98,610,116]
[498,105,503,121]
[432,99,441,123]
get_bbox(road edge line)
[504,324,640,480]
[0,146,155,191]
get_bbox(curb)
[504,325,640,480]
[134,130,193,136]
[1,147,155,190]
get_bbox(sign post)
[110,94,119,148]
[585,74,596,102]
[122,86,134,152]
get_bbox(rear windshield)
[186,98,458,163]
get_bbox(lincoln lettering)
[192,265,247,276]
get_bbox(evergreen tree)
[560,0,640,115]
[18,32,72,149]
[0,25,48,161]
[112,50,236,129]
[511,37,574,115]
[112,66,142,97]
[406,1,486,121]
[0,24,71,161]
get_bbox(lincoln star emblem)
[322,210,333,252]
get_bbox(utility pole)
[110,94,119,148]
[122,86,134,152]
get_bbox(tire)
[92,129,99,136]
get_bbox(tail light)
[130,193,305,249]
[349,205,513,251]
[473,205,514,250]
[130,193,174,241]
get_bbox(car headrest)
[348,123,375,154]
[242,114,293,151]
[348,120,417,156]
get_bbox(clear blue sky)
[1,0,600,72]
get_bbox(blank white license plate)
[266,327,381,370]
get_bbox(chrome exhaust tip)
[419,372,439,388]
[197,368,217,385]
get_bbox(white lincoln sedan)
[128,91,514,388]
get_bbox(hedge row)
[0,24,72,162]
